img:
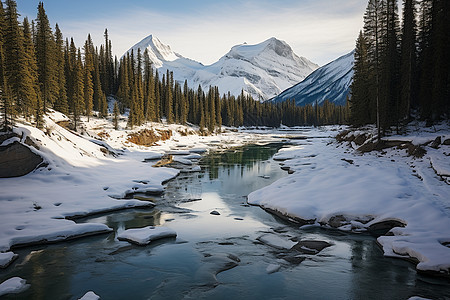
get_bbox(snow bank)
[0,277,29,297]
[117,226,177,245]
[248,126,450,275]
[0,252,18,268]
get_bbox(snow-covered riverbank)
[248,124,450,276]
[0,111,280,255]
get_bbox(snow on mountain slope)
[270,50,354,106]
[125,35,318,101]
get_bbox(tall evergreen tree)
[350,31,371,126]
[165,70,174,123]
[22,17,41,126]
[35,2,57,112]
[363,0,383,139]
[113,100,119,130]
[379,0,400,130]
[72,49,84,130]
[53,23,68,114]
[0,1,15,130]
[143,49,155,121]
[83,36,94,120]
[399,0,417,120]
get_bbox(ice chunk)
[0,252,18,268]
[0,277,29,297]
[79,291,100,300]
[266,263,281,274]
[117,226,177,245]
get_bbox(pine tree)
[350,31,372,126]
[35,2,57,112]
[363,0,383,139]
[0,1,14,130]
[93,47,106,116]
[22,17,42,127]
[180,80,188,124]
[72,49,84,130]
[53,24,68,114]
[143,49,155,121]
[429,0,450,119]
[165,70,174,123]
[83,37,94,120]
[135,48,144,125]
[379,0,400,130]
[399,0,417,121]
[113,100,119,130]
[4,0,32,119]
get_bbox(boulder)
[430,136,442,149]
[367,219,406,237]
[291,240,332,255]
[0,141,43,178]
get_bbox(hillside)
[270,50,354,106]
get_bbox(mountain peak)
[126,34,180,68]
[125,35,318,100]
[226,37,293,61]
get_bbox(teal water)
[1,143,449,299]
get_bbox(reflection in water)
[1,143,450,299]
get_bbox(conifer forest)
[0,0,449,134]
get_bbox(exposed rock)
[0,141,44,178]
[430,136,442,149]
[335,130,351,143]
[0,132,19,145]
[353,134,367,146]
[261,206,316,226]
[291,240,332,255]
[210,210,220,216]
[443,138,450,146]
[407,144,427,158]
[367,219,406,237]
[341,158,354,164]
[24,136,39,150]
[327,215,348,228]
[280,254,305,265]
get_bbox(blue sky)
[18,0,367,66]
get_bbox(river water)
[1,143,449,299]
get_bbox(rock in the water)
[367,219,406,237]
[328,215,348,228]
[0,141,43,177]
[117,226,177,245]
[210,210,220,216]
[281,255,305,265]
[291,240,332,255]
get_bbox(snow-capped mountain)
[125,35,318,101]
[270,50,354,106]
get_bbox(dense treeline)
[0,0,112,131]
[350,0,449,136]
[0,0,349,133]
